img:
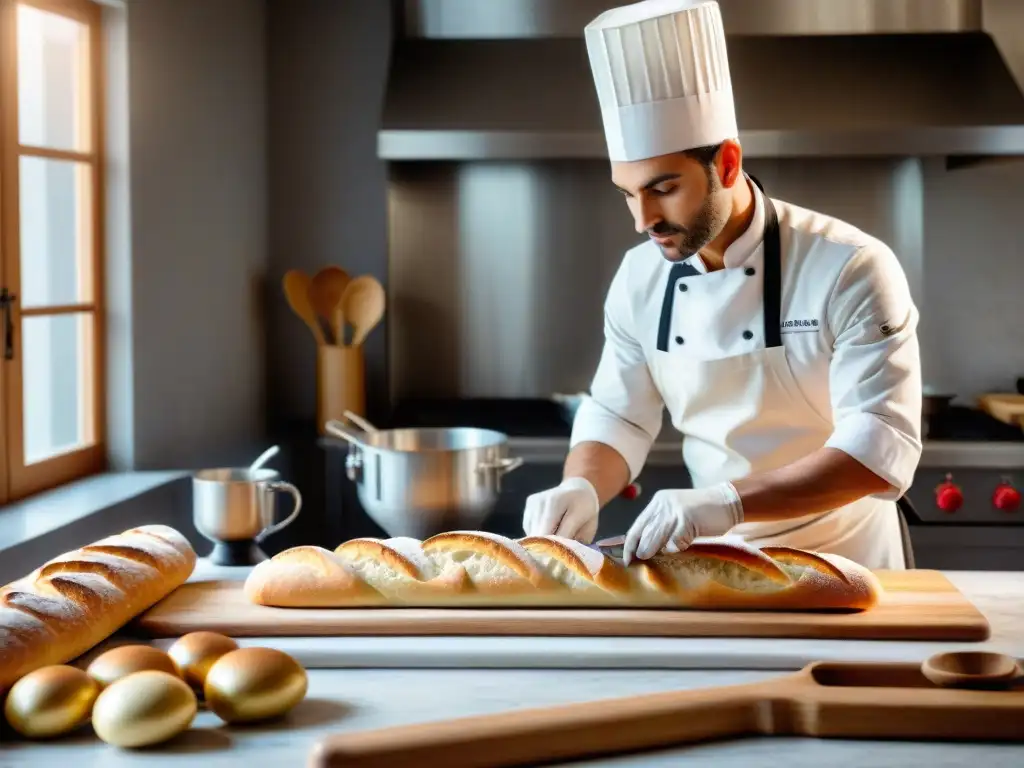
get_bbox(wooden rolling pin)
[309,661,1024,768]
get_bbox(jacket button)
[745,267,756,276]
[678,283,688,292]
[675,336,684,345]
[742,330,753,340]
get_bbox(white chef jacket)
[570,178,923,569]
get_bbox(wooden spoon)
[283,270,326,346]
[342,275,385,347]
[309,266,351,345]
[921,650,1024,689]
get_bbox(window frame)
[0,0,106,504]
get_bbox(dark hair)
[680,143,723,171]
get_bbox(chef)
[521,0,922,570]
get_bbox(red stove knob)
[935,475,963,513]
[620,483,641,501]
[993,482,1021,512]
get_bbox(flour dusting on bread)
[245,532,882,611]
[1,524,197,692]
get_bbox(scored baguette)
[0,524,196,691]
[243,532,881,611]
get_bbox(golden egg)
[3,665,100,739]
[91,670,197,748]
[166,631,239,692]
[86,645,179,688]
[204,647,307,723]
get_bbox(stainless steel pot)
[325,419,523,539]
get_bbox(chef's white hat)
[585,0,737,162]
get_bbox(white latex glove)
[522,477,600,543]
[622,483,744,564]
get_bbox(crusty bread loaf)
[0,525,196,691]
[243,532,881,611]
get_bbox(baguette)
[0,525,196,692]
[243,532,881,611]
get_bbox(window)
[0,0,105,503]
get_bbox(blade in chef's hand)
[593,535,626,562]
[592,534,680,562]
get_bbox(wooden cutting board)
[309,661,1024,768]
[133,569,989,642]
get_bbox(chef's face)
[611,145,732,262]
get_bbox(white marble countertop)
[4,667,1024,766]
[4,561,1024,766]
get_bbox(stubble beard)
[656,173,728,262]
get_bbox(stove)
[903,407,1024,524]
[900,407,1024,570]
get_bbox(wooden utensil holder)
[317,345,366,435]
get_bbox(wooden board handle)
[309,663,1024,768]
[309,680,773,768]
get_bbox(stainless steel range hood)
[379,0,1024,160]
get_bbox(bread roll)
[86,644,179,688]
[243,532,880,611]
[0,525,197,692]
[167,631,239,692]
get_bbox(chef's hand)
[622,483,744,564]
[522,477,600,543]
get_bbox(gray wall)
[105,0,394,470]
[921,158,1024,398]
[387,160,641,400]
[105,0,269,470]
[266,0,393,430]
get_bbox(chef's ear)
[715,140,743,188]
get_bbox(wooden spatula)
[309,660,1024,768]
[341,275,385,347]
[282,270,325,346]
[309,266,351,345]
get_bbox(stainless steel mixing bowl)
[325,420,523,538]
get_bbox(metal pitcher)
[192,467,302,565]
